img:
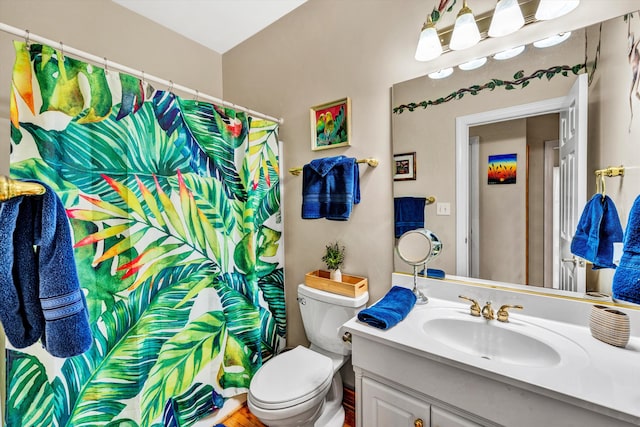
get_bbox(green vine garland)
[393,63,586,115]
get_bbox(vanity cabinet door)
[362,377,430,427]
[431,406,482,427]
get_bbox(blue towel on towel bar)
[357,286,416,329]
[571,194,623,269]
[0,180,92,357]
[612,195,640,304]
[302,156,360,220]
[394,197,426,238]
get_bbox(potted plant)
[322,241,345,282]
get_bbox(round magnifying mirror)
[396,229,442,304]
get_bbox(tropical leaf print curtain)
[6,41,285,427]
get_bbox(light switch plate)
[436,202,450,216]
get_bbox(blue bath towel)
[0,180,92,357]
[394,197,426,238]
[302,156,360,220]
[612,195,640,304]
[357,286,416,329]
[571,194,623,269]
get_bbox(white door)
[558,73,588,292]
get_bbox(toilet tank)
[297,284,369,355]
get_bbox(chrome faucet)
[481,301,495,320]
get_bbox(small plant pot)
[330,268,342,282]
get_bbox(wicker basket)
[589,305,630,348]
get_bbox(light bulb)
[449,3,481,51]
[535,0,579,21]
[415,20,443,61]
[488,0,524,38]
[428,68,454,79]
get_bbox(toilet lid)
[249,346,333,410]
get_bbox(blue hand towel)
[571,194,624,269]
[612,195,640,304]
[394,197,426,238]
[357,286,416,329]
[302,156,360,220]
[0,180,92,357]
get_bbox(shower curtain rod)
[0,22,284,125]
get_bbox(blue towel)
[0,180,92,357]
[357,286,416,329]
[612,195,640,304]
[394,197,426,238]
[571,194,623,269]
[302,156,360,220]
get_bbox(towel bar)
[0,176,46,201]
[289,157,379,176]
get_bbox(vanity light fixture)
[415,17,443,61]
[488,0,524,38]
[493,45,525,60]
[458,57,487,71]
[428,67,454,79]
[533,32,572,48]
[535,0,580,21]
[449,0,481,51]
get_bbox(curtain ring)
[194,89,199,104]
[24,29,31,50]
[168,80,174,93]
[103,57,109,74]
[59,41,64,57]
[141,71,145,85]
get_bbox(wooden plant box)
[305,270,368,297]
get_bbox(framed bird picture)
[310,97,351,151]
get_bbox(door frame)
[456,96,569,277]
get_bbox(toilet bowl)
[247,284,368,426]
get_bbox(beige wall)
[222,0,437,354]
[473,119,527,285]
[0,0,223,175]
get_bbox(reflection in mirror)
[392,12,640,304]
[396,229,442,304]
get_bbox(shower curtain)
[5,41,285,427]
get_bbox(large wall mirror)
[392,6,640,302]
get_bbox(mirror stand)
[396,229,443,306]
[412,264,429,304]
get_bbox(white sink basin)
[421,308,588,368]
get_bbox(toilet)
[247,284,369,426]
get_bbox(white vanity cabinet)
[362,376,483,427]
[347,303,640,427]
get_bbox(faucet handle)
[481,301,495,320]
[459,295,481,317]
[497,304,524,322]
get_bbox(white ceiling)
[112,0,308,54]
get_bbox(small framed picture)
[393,152,416,181]
[310,97,351,151]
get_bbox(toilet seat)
[249,346,333,410]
